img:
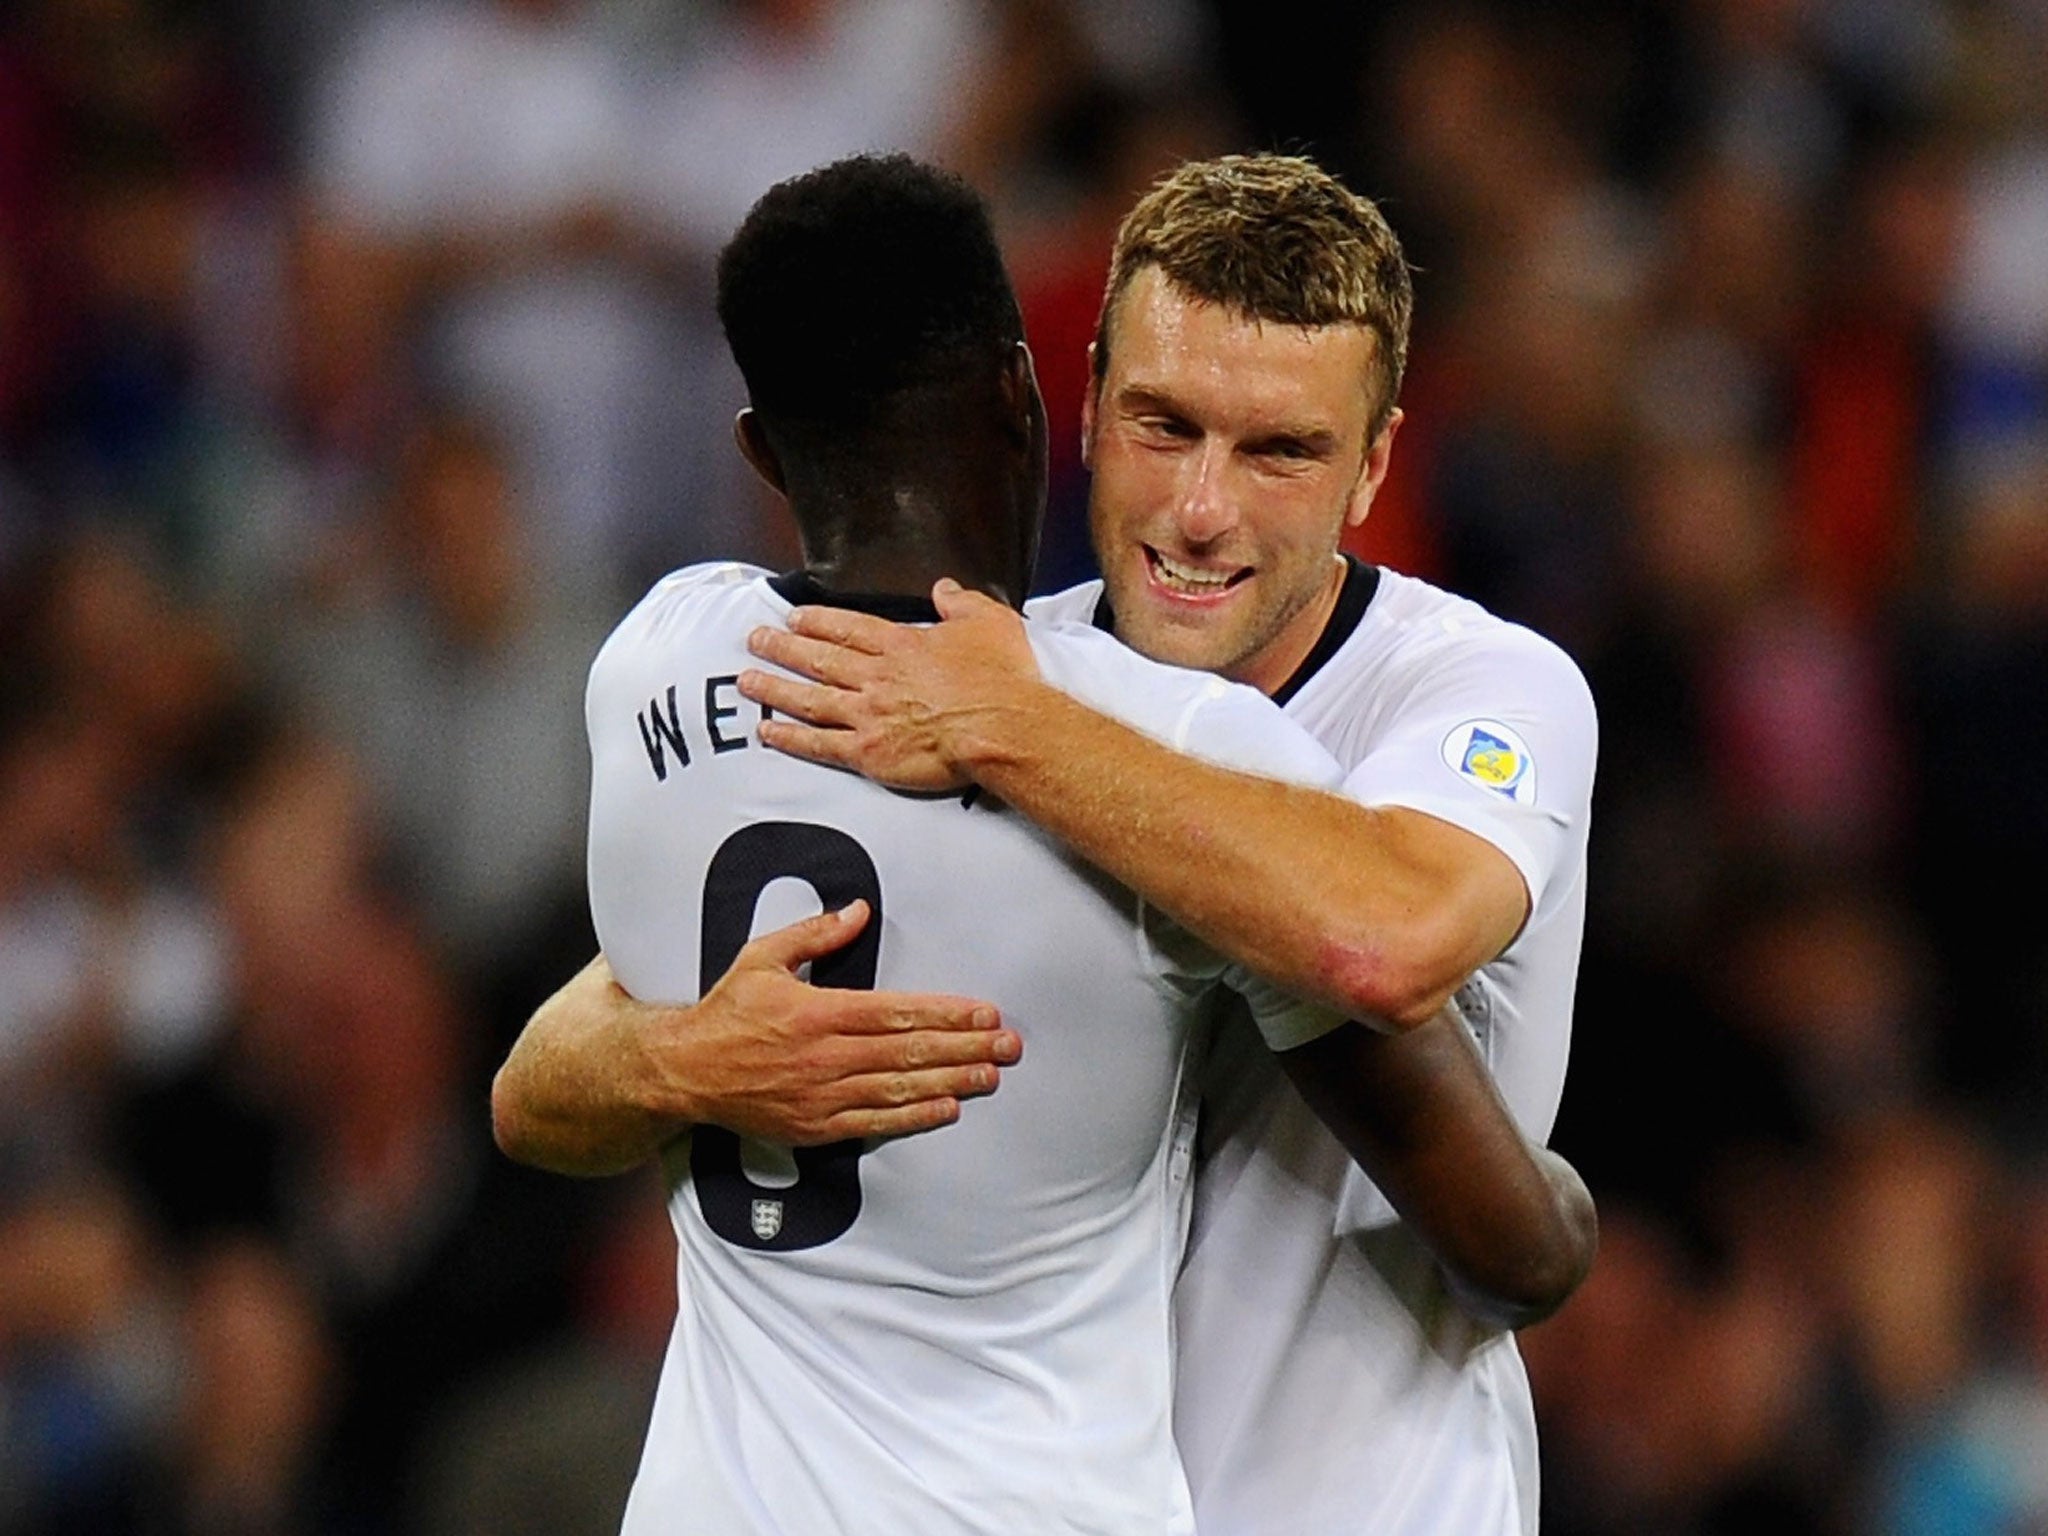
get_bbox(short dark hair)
[716,154,1023,430]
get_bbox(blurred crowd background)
[1,0,2045,1531]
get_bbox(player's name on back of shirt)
[632,672,764,780]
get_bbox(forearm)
[963,685,1511,1026]
[491,956,688,1178]
[1277,1012,1597,1331]
[1439,1146,1596,1330]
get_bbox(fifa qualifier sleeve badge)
[1441,719,1538,805]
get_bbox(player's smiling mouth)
[1144,546,1251,599]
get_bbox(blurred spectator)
[0,537,242,1194]
[170,1239,333,1536]
[266,416,601,972]
[0,1180,174,1533]
[630,0,994,251]
[305,0,681,601]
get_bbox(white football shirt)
[586,563,1345,1536]
[1030,558,1597,1536]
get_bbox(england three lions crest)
[750,1199,785,1241]
[1442,720,1537,805]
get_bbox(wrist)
[619,987,704,1131]
[953,680,1064,783]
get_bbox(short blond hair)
[1094,153,1414,438]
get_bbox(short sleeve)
[1173,674,1349,792]
[1224,963,1348,1051]
[1028,621,1345,790]
[1340,630,1597,916]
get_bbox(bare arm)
[490,902,1021,1177]
[736,588,1589,1324]
[740,586,1525,1028]
[1277,1011,1596,1330]
[952,691,1523,1029]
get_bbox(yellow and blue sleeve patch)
[1440,719,1537,805]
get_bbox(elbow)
[1315,927,1461,1032]
[1502,1210,1599,1330]
[1311,856,1527,1029]
[489,1066,538,1167]
[1452,1253,1584,1333]
[1456,1166,1600,1331]
[488,1058,645,1179]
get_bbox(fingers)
[813,1061,1003,1140]
[738,667,856,728]
[797,1008,1020,1141]
[815,1098,961,1142]
[748,626,874,688]
[841,1063,1001,1107]
[829,992,1008,1040]
[779,1052,1012,1144]
[738,900,870,973]
[755,717,864,771]
[831,1023,1022,1073]
[783,605,897,653]
[931,578,1003,621]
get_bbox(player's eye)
[1248,435,1330,467]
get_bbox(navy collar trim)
[769,570,942,623]
[1275,556,1379,705]
[1087,555,1380,702]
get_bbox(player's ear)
[1079,344,1100,469]
[733,409,785,495]
[995,342,1037,437]
[1343,408,1403,530]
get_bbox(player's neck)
[800,549,1013,610]
[1232,553,1352,697]
[795,484,1030,611]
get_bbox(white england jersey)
[1030,558,1597,1536]
[586,562,1344,1536]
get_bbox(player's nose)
[1171,442,1241,546]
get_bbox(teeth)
[1151,550,1237,591]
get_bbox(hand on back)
[739,580,1039,791]
[668,898,1021,1144]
